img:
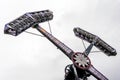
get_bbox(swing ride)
[4,10,117,80]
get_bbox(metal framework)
[73,27,117,56]
[4,10,117,80]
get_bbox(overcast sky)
[0,0,120,80]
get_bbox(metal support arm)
[34,24,74,59]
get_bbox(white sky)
[0,0,120,80]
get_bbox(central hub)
[72,52,91,70]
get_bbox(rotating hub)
[72,52,91,70]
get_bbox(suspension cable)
[81,39,101,53]
[81,39,87,50]
[24,21,52,37]
[90,51,102,53]
[48,21,52,34]
[24,31,44,37]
